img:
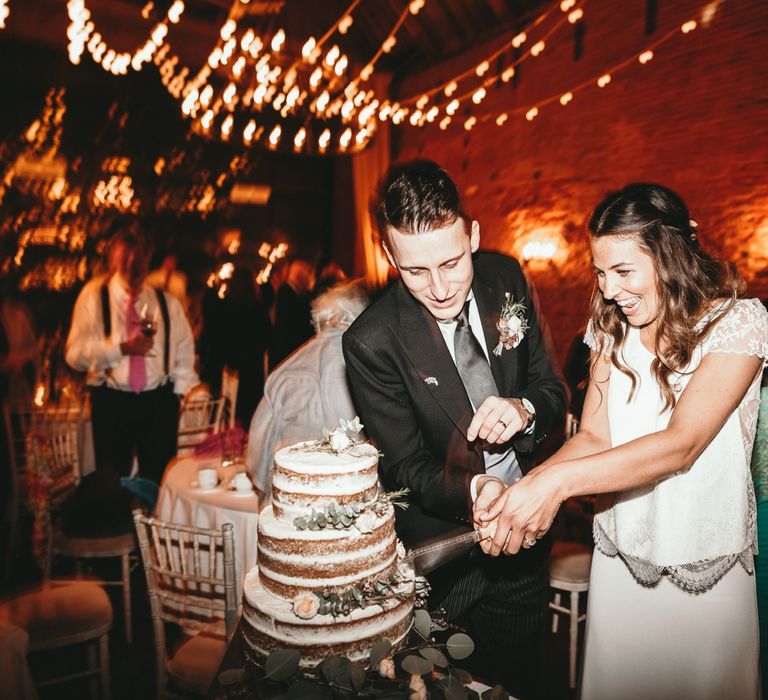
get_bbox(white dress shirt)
[65,274,199,395]
[435,294,523,494]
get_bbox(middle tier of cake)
[257,504,398,599]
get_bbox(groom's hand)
[467,396,527,444]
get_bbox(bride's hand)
[478,468,564,556]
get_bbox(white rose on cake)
[329,428,352,451]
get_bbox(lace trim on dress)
[583,320,611,355]
[593,517,756,593]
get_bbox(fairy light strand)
[403,0,586,124]
[399,0,564,107]
[490,15,701,124]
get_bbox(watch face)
[521,398,535,415]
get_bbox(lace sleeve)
[706,299,768,364]
[584,319,613,355]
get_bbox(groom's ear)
[382,240,398,269]
[470,220,480,253]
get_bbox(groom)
[343,160,566,697]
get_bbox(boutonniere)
[493,292,529,356]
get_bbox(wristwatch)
[513,397,536,431]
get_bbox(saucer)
[229,489,255,497]
[190,480,220,492]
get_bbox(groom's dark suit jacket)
[343,251,566,552]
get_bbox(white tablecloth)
[155,456,261,601]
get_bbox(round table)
[156,456,261,601]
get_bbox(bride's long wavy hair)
[588,183,744,411]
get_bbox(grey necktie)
[454,300,498,409]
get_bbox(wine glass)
[134,300,158,340]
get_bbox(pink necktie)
[126,295,146,393]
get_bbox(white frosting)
[274,441,379,475]
[242,569,413,664]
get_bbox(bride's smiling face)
[591,234,660,330]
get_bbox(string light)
[638,50,654,64]
[66,0,186,74]
[396,0,569,116]
[456,7,697,130]
[58,0,703,156]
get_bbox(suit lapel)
[393,283,475,434]
[473,271,517,397]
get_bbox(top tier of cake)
[271,441,380,521]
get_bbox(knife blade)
[408,525,494,575]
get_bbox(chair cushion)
[549,542,593,584]
[167,633,227,689]
[0,583,112,651]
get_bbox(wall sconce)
[514,227,568,270]
[522,239,558,262]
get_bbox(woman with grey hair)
[246,281,369,494]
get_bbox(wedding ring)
[498,419,508,430]
[523,537,537,547]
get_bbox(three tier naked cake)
[241,420,417,667]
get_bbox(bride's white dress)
[580,299,768,700]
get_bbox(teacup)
[197,468,218,490]
[232,472,253,493]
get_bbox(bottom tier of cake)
[241,569,414,668]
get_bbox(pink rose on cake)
[292,591,320,620]
[354,510,377,534]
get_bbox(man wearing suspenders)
[66,230,200,484]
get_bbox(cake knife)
[409,525,495,575]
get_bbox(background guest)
[65,228,200,484]
[247,281,368,495]
[146,251,189,312]
[313,260,348,297]
[222,267,271,429]
[268,258,315,370]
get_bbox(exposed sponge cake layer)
[257,504,398,599]
[271,442,379,520]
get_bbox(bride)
[473,183,767,699]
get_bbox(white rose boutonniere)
[493,292,529,356]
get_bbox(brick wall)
[391,0,768,365]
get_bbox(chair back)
[132,511,237,639]
[28,421,80,507]
[176,397,227,455]
[220,368,239,429]
[3,401,85,580]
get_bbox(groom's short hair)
[374,160,470,245]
